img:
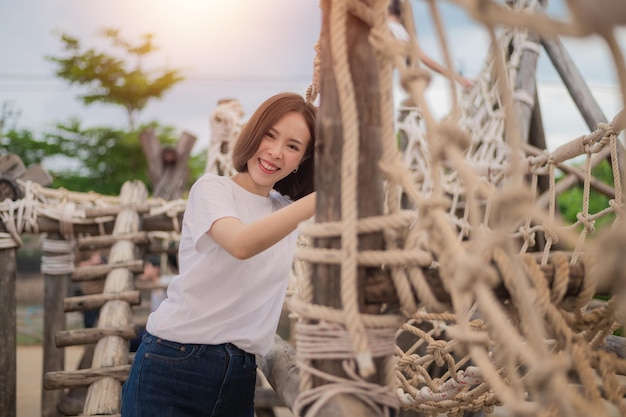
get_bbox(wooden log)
[64,290,142,312]
[21,164,53,187]
[258,334,382,416]
[33,211,183,235]
[362,253,616,307]
[72,260,144,281]
[77,232,149,250]
[542,36,608,130]
[41,233,69,417]
[140,129,197,200]
[0,153,26,180]
[308,1,392,416]
[0,247,17,417]
[44,365,131,390]
[528,81,550,194]
[81,181,147,416]
[55,325,137,347]
[254,387,284,409]
[601,335,626,359]
[257,335,300,410]
[83,205,153,217]
[541,34,626,198]
[522,143,616,199]
[512,29,541,144]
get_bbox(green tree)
[47,28,185,130]
[557,159,616,233]
[0,120,195,196]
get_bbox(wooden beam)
[41,233,69,417]
[257,335,300,410]
[307,0,392,415]
[522,143,616,199]
[82,181,147,415]
[0,246,17,417]
[83,205,153,217]
[77,232,150,250]
[362,251,619,308]
[542,36,608,130]
[511,30,541,143]
[55,325,138,348]
[528,81,550,194]
[72,260,144,281]
[44,365,130,390]
[0,153,25,181]
[541,34,626,199]
[63,291,142,312]
[32,211,183,235]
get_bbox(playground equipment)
[2,0,626,416]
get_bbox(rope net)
[289,0,626,416]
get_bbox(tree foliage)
[557,159,616,233]
[0,28,208,196]
[0,119,203,196]
[47,28,185,130]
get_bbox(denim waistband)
[144,332,252,357]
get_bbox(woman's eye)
[288,144,300,151]
[265,132,275,139]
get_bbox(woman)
[121,92,317,417]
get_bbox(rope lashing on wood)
[1,179,186,242]
[146,199,186,234]
[0,179,42,248]
[205,98,244,176]
[41,238,75,275]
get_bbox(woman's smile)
[258,158,279,173]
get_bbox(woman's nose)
[268,144,283,159]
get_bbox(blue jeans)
[121,333,257,417]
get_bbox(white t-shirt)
[146,173,297,356]
[150,275,173,313]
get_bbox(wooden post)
[140,129,196,200]
[0,246,17,417]
[528,82,549,193]
[511,29,541,144]
[41,234,70,417]
[538,35,626,204]
[82,180,147,415]
[542,36,609,130]
[0,153,51,417]
[307,0,391,415]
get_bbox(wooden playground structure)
[2,0,626,416]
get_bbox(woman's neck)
[231,173,271,197]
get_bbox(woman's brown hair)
[232,92,317,200]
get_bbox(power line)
[0,72,312,83]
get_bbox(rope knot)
[399,66,431,93]
[575,212,595,234]
[517,225,536,247]
[437,120,471,154]
[427,340,449,367]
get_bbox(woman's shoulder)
[191,173,234,190]
[269,190,293,209]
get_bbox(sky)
[1,0,624,164]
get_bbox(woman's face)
[244,111,311,196]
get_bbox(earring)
[293,166,299,174]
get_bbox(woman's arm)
[208,192,316,259]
